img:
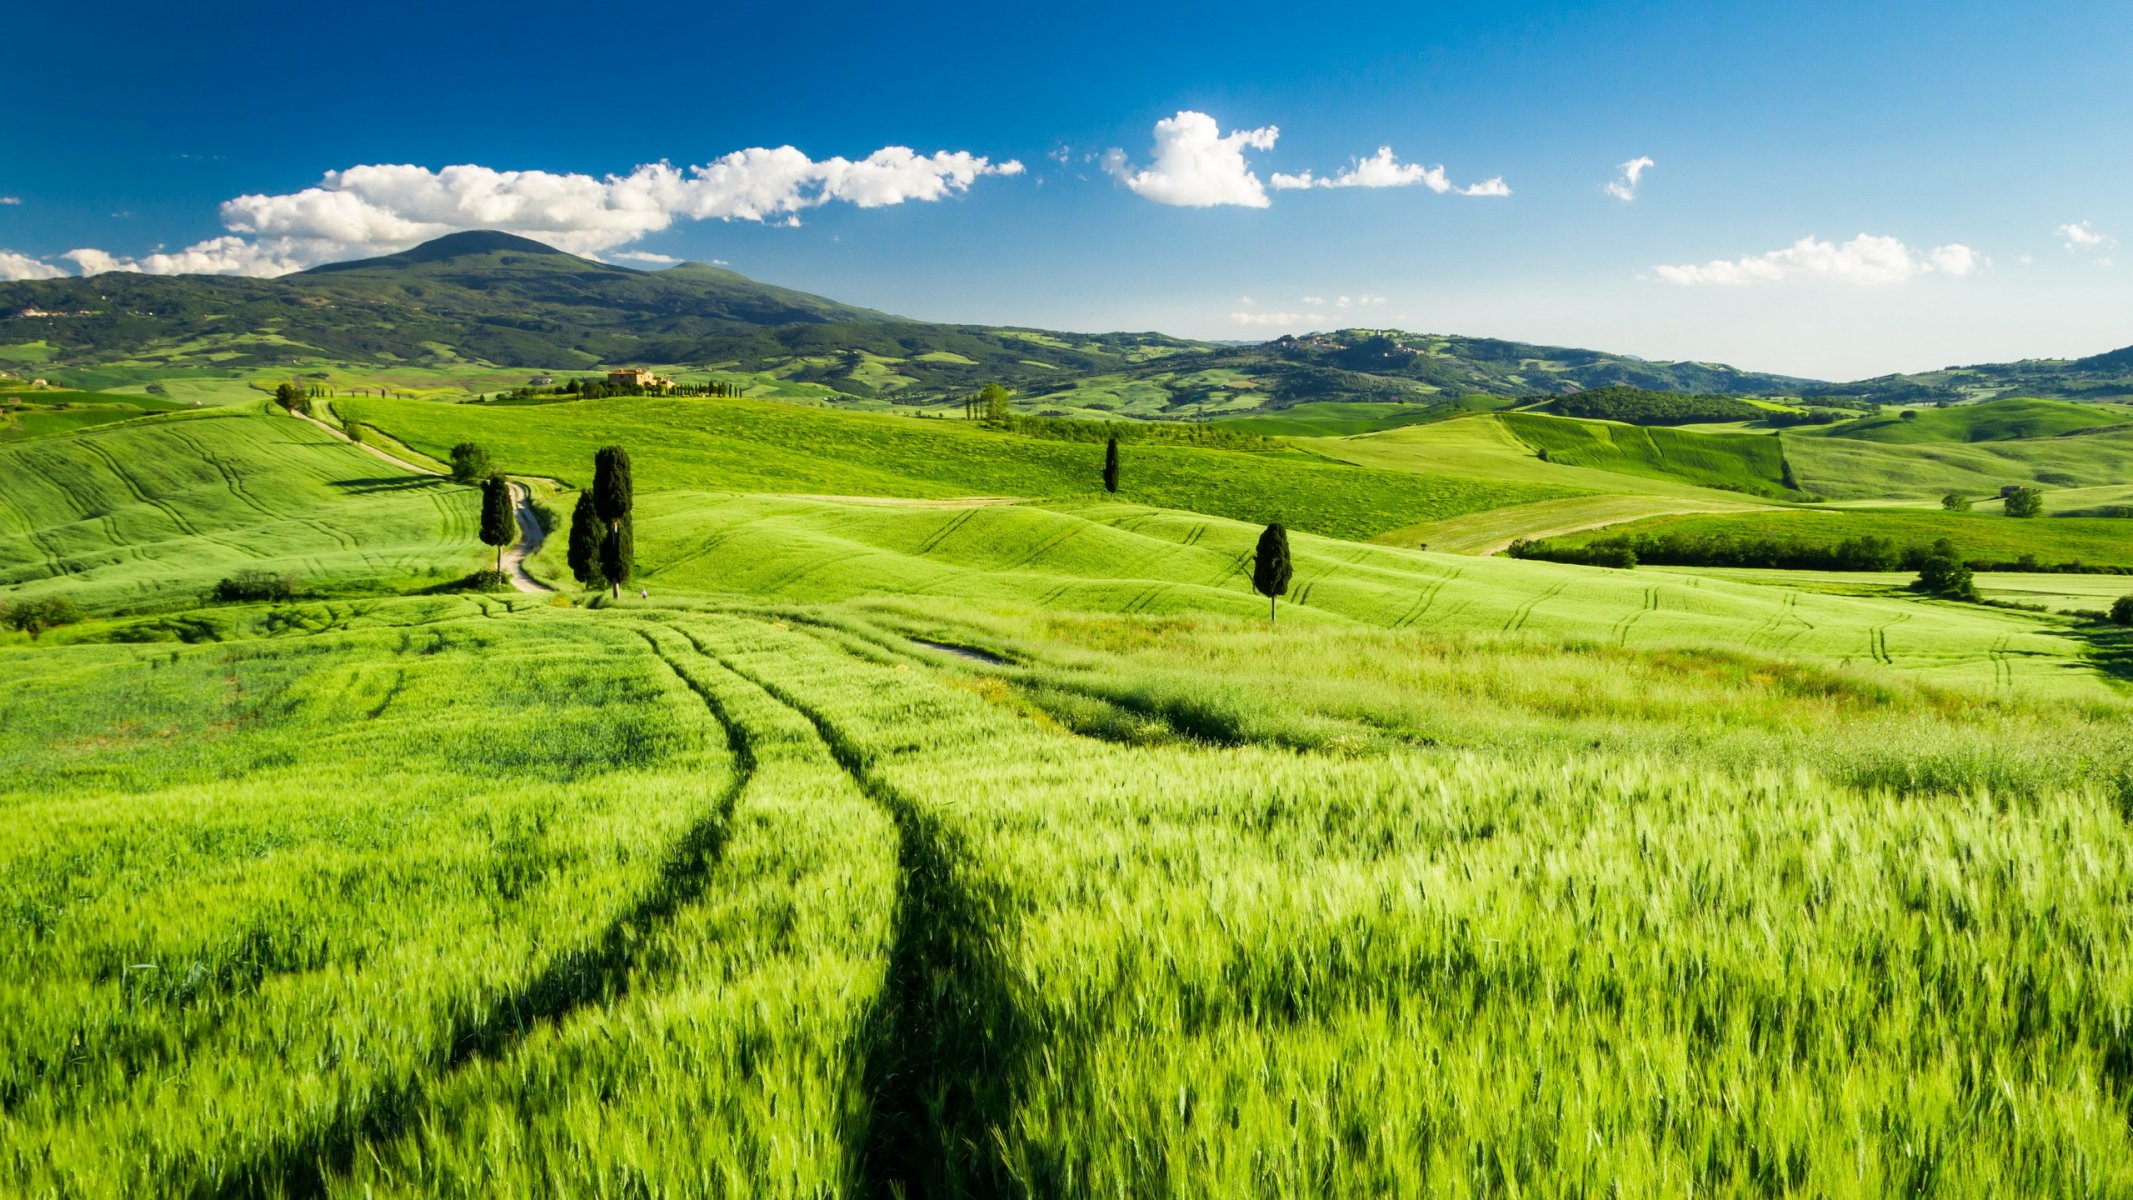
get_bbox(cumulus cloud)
[1107,111,1280,208]
[0,196,20,206]
[0,251,67,280]
[611,250,681,265]
[1654,234,1980,286]
[1271,147,1507,197]
[2058,220,2114,252]
[1603,155,1654,201]
[28,144,1024,278]
[1230,310,1324,327]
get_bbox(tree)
[1899,409,1919,421]
[1941,492,1972,512]
[593,446,634,597]
[272,381,310,416]
[1251,523,1293,625]
[1102,436,1121,493]
[1,595,81,640]
[449,442,492,484]
[567,492,604,588]
[978,383,1011,423]
[479,475,517,574]
[2111,595,2133,627]
[341,417,364,444]
[2003,486,2044,518]
[1911,540,1978,601]
[600,519,634,598]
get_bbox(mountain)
[8,230,2122,412]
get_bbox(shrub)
[1,595,82,639]
[2003,486,2045,518]
[210,570,297,603]
[1941,492,1972,512]
[449,442,493,484]
[1912,546,1980,601]
[1899,409,1919,421]
[2111,595,2133,627]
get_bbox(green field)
[0,405,485,612]
[1812,397,2133,444]
[6,374,2133,1195]
[1535,505,2133,569]
[1497,412,1799,499]
[340,393,1569,542]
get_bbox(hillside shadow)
[2066,622,2133,684]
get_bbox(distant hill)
[1805,348,2133,405]
[6,231,2126,414]
[1805,397,2133,444]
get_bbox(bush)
[1912,547,1980,601]
[2003,486,2045,518]
[1941,492,1972,512]
[449,442,493,484]
[1,595,83,639]
[2111,595,2133,627]
[210,570,298,603]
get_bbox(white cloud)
[1301,294,1326,305]
[1230,310,1325,327]
[0,251,67,280]
[1654,234,1979,286]
[0,196,20,206]
[48,145,1024,278]
[1603,155,1654,201]
[1107,111,1279,208]
[2058,220,2114,252]
[1270,147,1507,197]
[611,250,681,264]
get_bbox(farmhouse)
[606,367,674,390]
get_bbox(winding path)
[292,407,550,593]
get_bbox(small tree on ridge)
[1102,436,1120,494]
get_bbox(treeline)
[1536,385,1855,427]
[479,378,745,403]
[1507,530,2133,575]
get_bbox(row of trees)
[567,447,635,597]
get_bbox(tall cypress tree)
[599,520,634,598]
[479,475,516,575]
[1102,436,1121,493]
[567,491,604,588]
[1251,523,1293,625]
[593,446,634,597]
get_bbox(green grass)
[12,598,2129,1193]
[0,406,486,612]
[1814,397,2133,443]
[617,492,2110,698]
[1543,506,2133,569]
[1210,401,1453,436]
[342,393,1569,542]
[1787,423,2133,500]
[1499,411,1798,498]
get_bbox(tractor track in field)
[194,625,751,1200]
[912,508,981,556]
[1503,580,1568,633]
[1392,567,1460,629]
[1990,635,2014,687]
[1612,586,1660,645]
[691,624,1037,1199]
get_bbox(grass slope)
[0,406,485,612]
[626,492,2102,697]
[1498,412,1797,499]
[1787,425,2133,500]
[1814,397,2133,444]
[343,394,1569,542]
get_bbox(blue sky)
[2,0,2127,379]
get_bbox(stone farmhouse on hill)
[607,367,674,390]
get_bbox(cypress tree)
[600,520,634,598]
[1102,436,1120,493]
[593,445,634,597]
[1251,523,1293,625]
[479,475,516,574]
[567,492,604,587]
